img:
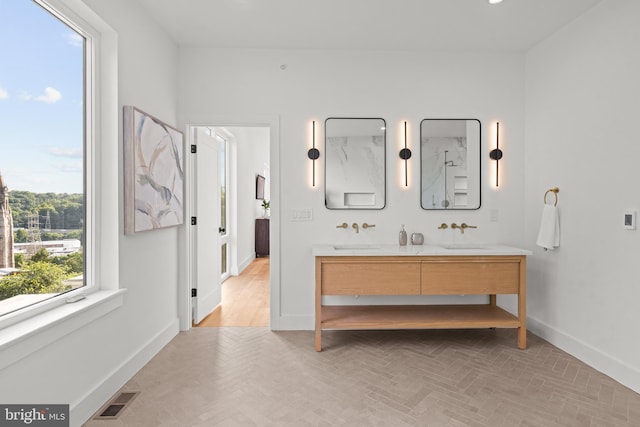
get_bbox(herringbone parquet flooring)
[85,328,640,427]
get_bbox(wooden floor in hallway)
[196,256,270,327]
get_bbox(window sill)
[0,289,126,371]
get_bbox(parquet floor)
[86,327,640,426]
[196,257,270,327]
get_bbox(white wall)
[179,48,527,329]
[0,1,181,425]
[525,0,640,393]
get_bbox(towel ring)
[544,187,559,206]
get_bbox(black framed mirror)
[324,117,386,209]
[420,119,481,210]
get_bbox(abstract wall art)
[123,106,184,234]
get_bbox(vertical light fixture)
[489,121,503,187]
[307,120,320,187]
[399,121,412,187]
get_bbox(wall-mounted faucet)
[460,223,477,232]
[352,223,359,233]
[437,223,448,229]
[450,222,478,234]
[336,223,348,229]
[362,223,376,229]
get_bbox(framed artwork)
[256,174,265,200]
[123,106,184,234]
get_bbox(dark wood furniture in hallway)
[255,218,269,257]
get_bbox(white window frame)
[0,0,123,370]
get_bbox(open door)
[192,128,221,324]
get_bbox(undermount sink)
[333,244,382,250]
[440,244,488,250]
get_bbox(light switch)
[624,211,636,230]
[292,208,313,221]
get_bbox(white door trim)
[179,114,280,331]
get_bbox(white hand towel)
[536,204,560,250]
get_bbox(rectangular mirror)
[421,119,480,210]
[325,118,386,209]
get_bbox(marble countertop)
[312,243,532,257]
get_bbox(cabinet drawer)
[322,262,421,295]
[421,261,519,295]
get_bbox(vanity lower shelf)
[321,304,520,330]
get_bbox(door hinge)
[191,144,197,154]
[191,288,197,297]
[191,217,197,225]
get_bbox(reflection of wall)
[325,136,385,208]
[421,137,467,208]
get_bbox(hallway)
[197,257,270,327]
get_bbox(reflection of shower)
[442,150,457,208]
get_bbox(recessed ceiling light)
[489,0,503,4]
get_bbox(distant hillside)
[8,190,83,230]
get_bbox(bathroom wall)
[525,0,640,392]
[0,0,181,425]
[179,48,527,328]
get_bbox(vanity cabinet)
[315,254,527,351]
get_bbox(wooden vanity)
[313,245,529,351]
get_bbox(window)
[0,0,91,319]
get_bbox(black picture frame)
[256,174,265,200]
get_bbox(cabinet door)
[322,261,421,295]
[255,219,269,256]
[421,259,520,295]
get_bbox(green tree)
[14,253,25,268]
[14,229,27,243]
[41,232,64,241]
[30,248,51,263]
[0,262,71,300]
[50,251,83,275]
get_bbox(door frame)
[179,114,280,331]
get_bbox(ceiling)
[135,0,602,52]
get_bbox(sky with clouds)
[0,0,84,194]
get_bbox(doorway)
[182,119,277,330]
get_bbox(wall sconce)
[398,121,412,187]
[489,121,503,187]
[307,120,320,187]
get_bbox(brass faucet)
[437,223,448,229]
[336,222,348,229]
[362,223,376,229]
[460,223,478,234]
[451,222,478,234]
[352,223,359,233]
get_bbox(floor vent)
[94,391,138,420]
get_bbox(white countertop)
[312,243,532,257]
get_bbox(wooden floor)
[196,257,270,327]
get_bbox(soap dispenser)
[399,224,408,246]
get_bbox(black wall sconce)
[489,121,503,187]
[399,121,412,187]
[307,120,320,187]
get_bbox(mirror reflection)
[325,118,386,209]
[421,119,480,210]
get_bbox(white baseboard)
[273,314,314,331]
[70,318,180,427]
[237,253,256,275]
[528,316,640,394]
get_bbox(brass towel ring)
[544,187,559,206]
